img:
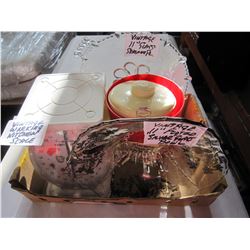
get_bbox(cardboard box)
[9,94,227,206]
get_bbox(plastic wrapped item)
[1,79,34,100]
[1,32,75,100]
[28,117,228,199]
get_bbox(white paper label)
[0,119,48,146]
[125,33,160,57]
[144,121,207,147]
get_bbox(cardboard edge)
[7,94,228,206]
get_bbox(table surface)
[1,34,249,218]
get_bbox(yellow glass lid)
[108,80,176,118]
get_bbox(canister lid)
[108,80,176,118]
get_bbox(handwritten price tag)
[125,33,160,57]
[144,121,207,147]
[0,119,48,146]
